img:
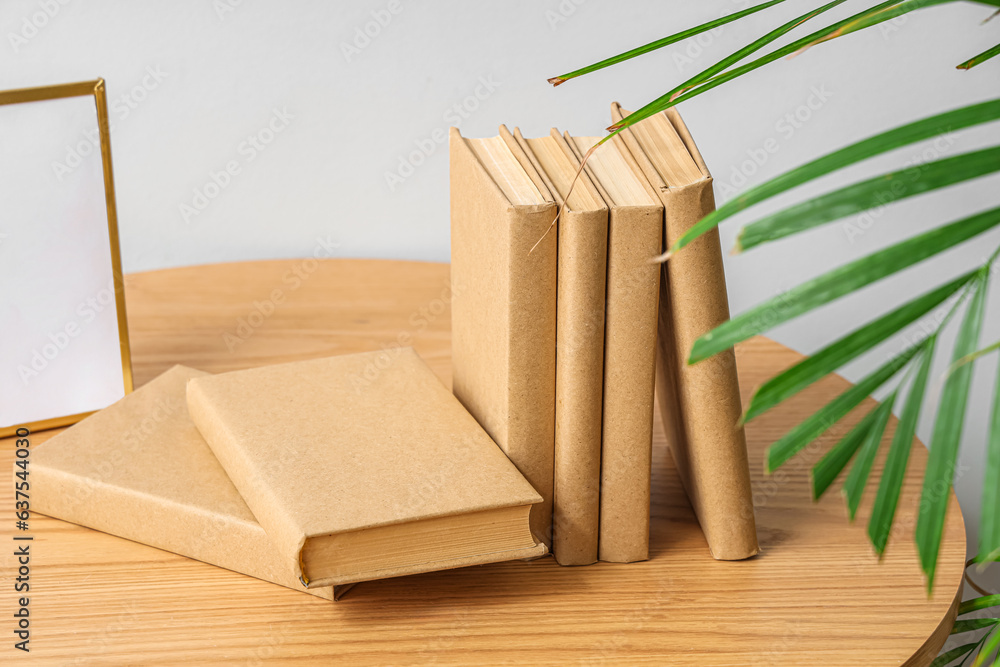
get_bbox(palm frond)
[869,339,936,555]
[608,0,955,135]
[598,0,849,140]
[743,273,976,423]
[812,404,882,499]
[958,42,1000,69]
[668,99,1000,256]
[843,394,896,519]
[917,272,990,589]
[690,206,1000,364]
[978,336,1000,563]
[765,350,916,472]
[736,146,1000,252]
[546,0,787,86]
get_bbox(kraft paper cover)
[568,133,664,563]
[613,104,759,560]
[449,127,558,545]
[186,347,546,588]
[512,128,608,566]
[31,366,334,600]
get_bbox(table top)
[3,259,966,666]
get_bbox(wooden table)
[3,259,966,666]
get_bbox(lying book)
[612,103,759,560]
[567,132,663,564]
[513,128,608,566]
[31,365,337,600]
[449,126,558,546]
[186,348,547,588]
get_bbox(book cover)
[450,126,558,546]
[513,128,608,565]
[612,103,759,560]
[186,347,547,588]
[567,132,663,563]
[31,365,335,600]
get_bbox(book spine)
[186,383,314,571]
[658,179,759,560]
[450,130,558,546]
[552,207,608,565]
[598,206,662,563]
[30,463,332,599]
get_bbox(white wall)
[5,0,999,585]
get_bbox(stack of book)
[451,105,759,565]
[33,105,759,601]
[33,349,549,599]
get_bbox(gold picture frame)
[0,79,133,438]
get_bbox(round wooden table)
[6,259,966,665]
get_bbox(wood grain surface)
[2,259,966,666]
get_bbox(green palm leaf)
[595,0,848,141]
[610,0,949,134]
[843,395,896,520]
[736,146,1000,252]
[972,629,1000,667]
[869,339,936,555]
[978,336,1000,563]
[766,349,917,473]
[958,43,1000,69]
[812,404,882,500]
[962,596,1000,615]
[690,205,1000,364]
[953,619,1000,634]
[546,0,787,86]
[930,642,979,667]
[744,273,975,423]
[917,274,990,589]
[666,99,1000,257]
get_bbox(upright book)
[31,366,336,600]
[566,132,663,564]
[612,103,759,560]
[514,128,608,565]
[449,126,558,545]
[186,348,547,588]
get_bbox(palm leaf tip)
[916,275,990,590]
[547,77,567,86]
[957,42,1000,69]
[869,340,936,557]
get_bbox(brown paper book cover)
[449,126,558,546]
[31,365,336,600]
[186,348,547,588]
[512,128,608,566]
[612,103,759,560]
[567,132,663,564]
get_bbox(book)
[611,103,759,560]
[186,347,548,588]
[566,132,663,564]
[449,126,558,546]
[513,128,608,566]
[31,365,336,600]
